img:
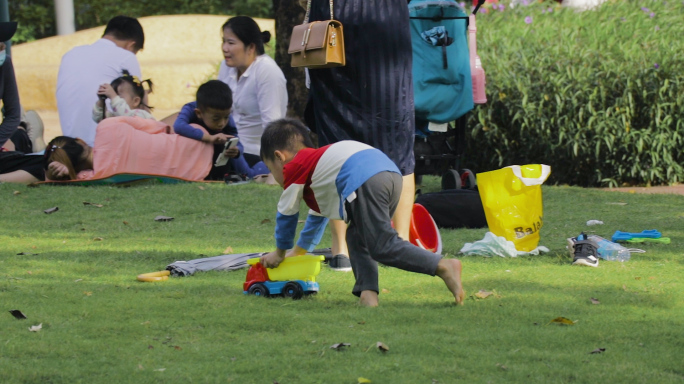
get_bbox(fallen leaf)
[230,357,236,361]
[589,348,606,354]
[330,342,351,350]
[93,237,104,241]
[9,310,27,320]
[358,321,366,325]
[198,186,205,190]
[83,201,103,208]
[590,298,600,305]
[43,207,59,214]
[634,276,641,280]
[27,271,32,275]
[154,216,174,222]
[223,246,234,254]
[381,288,390,294]
[16,252,36,256]
[622,284,627,291]
[28,323,42,332]
[496,363,508,371]
[297,220,305,223]
[376,342,389,352]
[606,202,627,206]
[260,219,271,224]
[154,368,166,372]
[74,279,83,282]
[138,364,144,370]
[475,290,493,299]
[550,317,576,325]
[123,221,129,226]
[148,345,154,349]
[141,321,150,325]
[13,191,21,195]
[84,291,92,296]
[649,276,656,280]
[173,346,182,351]
[358,378,372,384]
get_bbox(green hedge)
[463,0,684,187]
[9,0,272,44]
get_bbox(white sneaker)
[24,110,46,152]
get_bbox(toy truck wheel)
[441,169,462,190]
[282,282,304,300]
[248,283,269,297]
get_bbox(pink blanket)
[87,116,213,181]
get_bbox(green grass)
[1,179,683,383]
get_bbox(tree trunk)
[272,0,307,120]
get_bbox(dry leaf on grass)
[634,276,641,280]
[590,298,601,305]
[74,279,82,282]
[173,346,182,351]
[16,252,37,256]
[475,290,493,299]
[381,288,390,294]
[28,323,42,332]
[154,216,174,222]
[606,202,627,206]
[550,317,576,325]
[261,219,272,224]
[358,378,372,384]
[496,363,508,370]
[330,343,351,350]
[43,207,59,214]
[93,237,104,241]
[9,310,27,320]
[376,342,389,352]
[223,246,234,254]
[148,345,154,349]
[13,191,21,195]
[589,348,606,354]
[154,368,166,372]
[198,186,205,190]
[84,291,92,296]
[83,201,103,208]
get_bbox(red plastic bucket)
[409,203,442,253]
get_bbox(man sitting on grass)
[258,118,465,307]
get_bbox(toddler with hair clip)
[92,69,154,122]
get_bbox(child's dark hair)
[103,16,145,52]
[110,69,153,110]
[260,118,315,162]
[222,16,271,56]
[196,80,233,111]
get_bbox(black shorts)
[0,151,45,181]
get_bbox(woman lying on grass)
[1,116,214,183]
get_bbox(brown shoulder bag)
[288,0,345,69]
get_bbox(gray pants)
[346,171,442,296]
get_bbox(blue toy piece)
[245,280,319,300]
[611,230,662,243]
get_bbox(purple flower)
[654,63,660,69]
[547,7,553,12]
[498,3,505,10]
[479,7,489,13]
[525,16,533,24]
[649,12,655,17]
[459,2,465,7]
[522,0,529,5]
[640,7,650,12]
[542,8,546,13]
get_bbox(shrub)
[463,0,684,186]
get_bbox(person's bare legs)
[435,258,465,305]
[0,170,40,184]
[359,290,379,307]
[330,219,349,256]
[392,173,415,240]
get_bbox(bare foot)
[436,259,465,305]
[359,290,379,307]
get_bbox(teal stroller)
[409,0,485,190]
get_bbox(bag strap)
[304,0,334,24]
[508,165,551,186]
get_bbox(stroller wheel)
[460,169,477,190]
[441,169,462,190]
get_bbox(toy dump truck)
[243,255,324,299]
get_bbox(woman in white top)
[217,16,287,166]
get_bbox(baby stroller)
[409,0,486,190]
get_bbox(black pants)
[346,171,442,296]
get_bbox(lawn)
[1,179,683,383]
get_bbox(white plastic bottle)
[588,235,631,262]
[469,14,487,104]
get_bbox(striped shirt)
[274,141,400,251]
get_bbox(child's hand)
[97,83,117,100]
[260,250,286,268]
[47,161,70,179]
[211,133,230,145]
[225,147,239,158]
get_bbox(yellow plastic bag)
[476,164,551,251]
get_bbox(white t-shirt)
[218,55,287,156]
[56,39,142,146]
